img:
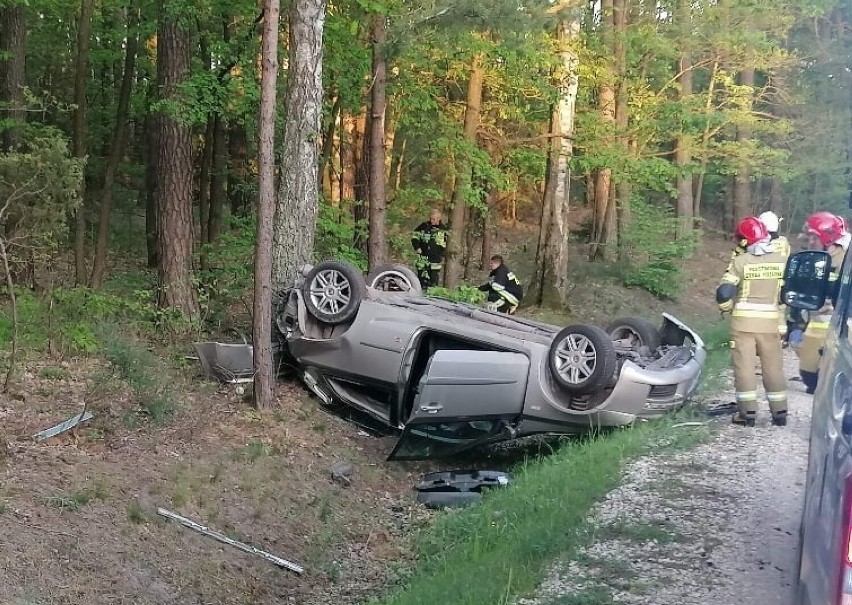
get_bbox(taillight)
[839,478,852,604]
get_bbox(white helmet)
[758,211,781,233]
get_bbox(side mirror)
[781,250,831,311]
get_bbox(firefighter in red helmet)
[791,211,850,393]
[717,217,788,426]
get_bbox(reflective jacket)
[412,221,448,269]
[479,264,523,308]
[719,250,786,333]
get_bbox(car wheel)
[606,316,662,351]
[548,324,618,395]
[302,260,366,325]
[366,263,422,294]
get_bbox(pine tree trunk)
[613,0,629,260]
[318,94,341,192]
[444,55,484,289]
[367,14,388,269]
[341,111,356,201]
[353,110,369,252]
[209,113,227,243]
[198,117,214,246]
[271,0,326,300]
[0,4,25,152]
[253,0,280,409]
[155,3,198,317]
[90,2,138,288]
[73,0,94,285]
[145,112,159,268]
[674,0,693,239]
[590,0,615,261]
[228,123,250,215]
[733,66,755,221]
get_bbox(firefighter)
[716,217,788,427]
[479,255,524,314]
[793,211,850,393]
[758,211,791,340]
[411,209,448,289]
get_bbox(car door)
[799,246,852,605]
[387,349,529,460]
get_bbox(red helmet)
[804,211,846,247]
[735,217,769,246]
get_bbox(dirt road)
[518,352,809,605]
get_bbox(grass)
[370,414,707,605]
[0,500,7,514]
[38,366,69,380]
[127,499,148,524]
[369,321,731,605]
[597,519,683,544]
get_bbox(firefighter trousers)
[795,323,827,375]
[731,329,787,415]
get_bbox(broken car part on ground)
[274,259,707,460]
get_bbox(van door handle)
[420,403,443,414]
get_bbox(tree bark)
[209,113,227,244]
[546,18,579,304]
[733,66,755,221]
[72,0,95,285]
[352,110,369,252]
[228,123,250,215]
[444,55,484,289]
[674,0,693,239]
[155,2,198,317]
[90,1,138,288]
[367,14,388,269]
[271,0,327,300]
[341,111,357,201]
[318,94,341,192]
[145,112,159,268]
[253,0,280,410]
[198,117,214,247]
[590,0,616,261]
[613,0,629,260]
[0,4,25,152]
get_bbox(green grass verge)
[371,322,728,605]
[370,415,709,605]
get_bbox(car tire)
[606,316,662,351]
[366,263,422,294]
[548,324,618,395]
[302,260,366,325]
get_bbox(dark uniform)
[479,264,523,314]
[411,220,448,289]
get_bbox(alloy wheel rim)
[309,269,352,315]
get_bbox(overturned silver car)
[276,260,706,460]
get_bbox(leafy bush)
[426,285,486,305]
[316,200,368,270]
[621,198,696,300]
[98,328,176,424]
[197,215,255,325]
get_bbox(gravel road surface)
[518,352,810,605]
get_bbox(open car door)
[388,349,529,460]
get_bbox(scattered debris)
[671,421,707,429]
[330,461,354,486]
[156,507,303,574]
[415,470,512,509]
[193,342,254,384]
[32,410,94,442]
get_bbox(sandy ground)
[518,351,809,605]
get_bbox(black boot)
[771,410,788,427]
[801,371,818,395]
[732,411,756,427]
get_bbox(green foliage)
[98,328,177,424]
[0,132,83,265]
[621,199,696,300]
[315,201,368,270]
[198,215,256,326]
[38,366,69,381]
[425,285,486,305]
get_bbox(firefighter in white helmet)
[790,211,850,393]
[757,211,791,340]
[717,216,788,427]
